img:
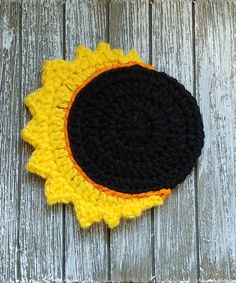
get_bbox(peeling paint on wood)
[0,2,21,282]
[195,0,236,281]
[19,0,64,281]
[152,1,198,282]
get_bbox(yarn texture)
[21,42,204,228]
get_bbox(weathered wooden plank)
[19,1,64,281]
[108,1,153,282]
[152,1,198,282]
[0,3,21,282]
[64,1,109,282]
[195,1,236,282]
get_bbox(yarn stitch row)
[66,64,204,194]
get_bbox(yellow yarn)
[21,42,171,228]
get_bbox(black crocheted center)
[67,65,204,194]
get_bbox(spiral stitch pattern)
[67,65,204,194]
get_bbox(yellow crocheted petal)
[43,161,169,228]
[43,167,170,228]
[75,45,93,59]
[26,149,56,179]
[66,179,167,229]
[65,42,143,93]
[24,89,44,116]
[127,49,142,62]
[21,118,49,148]
[96,42,111,51]
[23,61,73,117]
[77,193,165,229]
[41,59,72,86]
[22,106,65,149]
[93,42,142,65]
[25,87,72,118]
[25,44,143,117]
[45,176,75,205]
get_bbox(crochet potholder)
[21,42,204,228]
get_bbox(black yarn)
[67,65,204,194]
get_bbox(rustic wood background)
[0,0,236,282]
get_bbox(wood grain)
[19,1,64,281]
[109,1,153,282]
[0,0,236,282]
[152,1,198,282]
[64,1,109,282]
[195,0,236,281]
[0,2,21,282]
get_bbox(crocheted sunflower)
[21,42,204,228]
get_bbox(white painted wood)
[0,2,21,282]
[152,1,198,282]
[108,1,153,281]
[19,1,64,281]
[64,1,109,282]
[195,0,236,281]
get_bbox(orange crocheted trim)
[64,62,172,200]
